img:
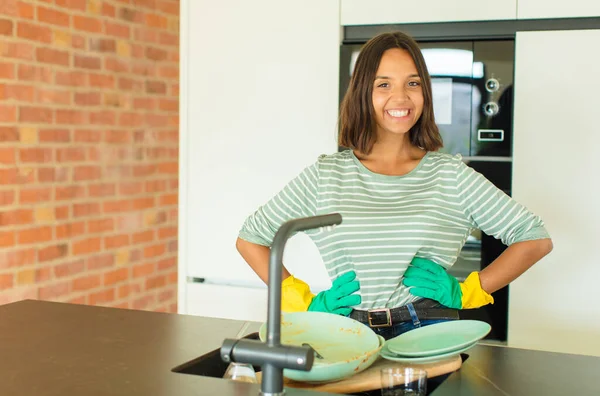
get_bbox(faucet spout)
[221,213,342,396]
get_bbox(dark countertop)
[1,300,599,396]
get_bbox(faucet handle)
[221,338,314,371]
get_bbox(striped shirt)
[239,150,549,309]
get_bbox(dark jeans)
[373,318,455,341]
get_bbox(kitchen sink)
[172,332,466,395]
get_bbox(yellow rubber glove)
[459,271,495,309]
[281,275,315,313]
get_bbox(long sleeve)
[455,160,550,245]
[238,161,320,246]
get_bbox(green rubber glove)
[402,257,462,309]
[308,270,361,316]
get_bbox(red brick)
[103,199,132,213]
[37,6,70,27]
[158,162,178,174]
[158,288,175,302]
[89,288,116,305]
[89,183,116,198]
[55,147,84,163]
[2,42,35,60]
[33,87,61,106]
[2,84,35,102]
[133,230,154,244]
[104,20,130,38]
[157,257,176,271]
[55,185,86,201]
[87,253,115,270]
[104,234,130,249]
[119,182,143,196]
[146,80,166,95]
[0,147,15,164]
[55,0,86,11]
[36,47,70,66]
[104,268,129,285]
[17,2,34,19]
[158,1,179,15]
[55,70,87,86]
[0,191,15,207]
[159,193,177,206]
[72,274,101,291]
[74,166,101,181]
[0,274,14,289]
[145,13,167,29]
[19,187,52,204]
[0,62,14,79]
[54,259,85,278]
[74,92,101,106]
[102,3,116,17]
[72,237,102,255]
[39,129,70,142]
[133,262,155,278]
[54,206,70,220]
[17,21,52,43]
[38,244,69,262]
[19,106,53,123]
[17,226,53,244]
[0,105,17,122]
[73,202,101,218]
[133,294,155,310]
[144,243,166,258]
[89,38,116,53]
[0,18,13,35]
[88,218,114,233]
[19,148,53,163]
[90,111,116,125]
[0,247,36,267]
[68,296,87,305]
[74,55,101,70]
[146,274,167,290]
[105,57,129,73]
[118,283,141,299]
[133,197,154,210]
[73,15,101,33]
[56,109,87,125]
[75,129,102,143]
[0,209,34,226]
[39,282,70,299]
[35,266,52,282]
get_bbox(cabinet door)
[518,0,600,19]
[341,0,517,25]
[509,30,600,357]
[186,283,268,322]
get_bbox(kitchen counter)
[1,300,599,396]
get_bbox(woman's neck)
[354,133,426,176]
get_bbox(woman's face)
[371,48,424,139]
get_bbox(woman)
[235,31,553,340]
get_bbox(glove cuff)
[281,275,315,313]
[459,272,494,309]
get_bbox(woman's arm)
[236,237,291,284]
[479,238,553,294]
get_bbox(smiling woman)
[236,31,552,341]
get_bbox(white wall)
[517,0,600,19]
[510,29,600,357]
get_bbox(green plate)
[386,320,491,357]
[380,342,476,364]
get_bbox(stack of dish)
[380,320,492,364]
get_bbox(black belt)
[349,299,459,328]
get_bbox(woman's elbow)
[538,237,553,257]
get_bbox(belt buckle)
[367,308,392,328]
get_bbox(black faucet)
[221,213,343,396]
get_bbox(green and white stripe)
[239,150,549,309]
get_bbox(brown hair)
[338,31,443,154]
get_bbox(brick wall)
[0,0,179,313]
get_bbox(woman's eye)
[408,81,421,87]
[377,82,389,88]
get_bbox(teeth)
[387,109,409,117]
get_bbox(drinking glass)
[223,362,258,383]
[380,367,427,396]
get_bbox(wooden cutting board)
[256,354,462,394]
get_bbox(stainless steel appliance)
[340,39,515,341]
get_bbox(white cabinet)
[517,0,600,19]
[341,0,517,25]
[179,0,340,317]
[185,283,268,322]
[509,29,600,357]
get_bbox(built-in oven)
[340,39,515,342]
